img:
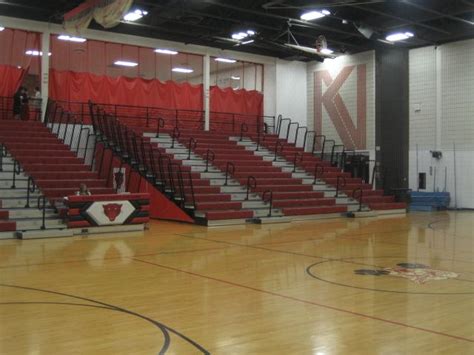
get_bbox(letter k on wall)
[314,65,367,150]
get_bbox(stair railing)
[183,170,196,209]
[10,159,21,189]
[277,118,291,137]
[323,139,335,162]
[205,149,215,173]
[275,114,283,134]
[303,131,315,152]
[245,176,257,201]
[159,155,172,193]
[293,152,303,172]
[0,144,4,172]
[273,140,283,162]
[312,134,327,159]
[313,164,325,185]
[335,175,347,198]
[61,112,72,142]
[171,126,180,149]
[352,188,364,212]
[37,195,47,230]
[287,122,299,142]
[239,123,249,142]
[331,144,345,168]
[156,117,165,138]
[262,190,273,217]
[295,126,307,146]
[224,162,235,186]
[187,137,197,160]
[25,176,36,208]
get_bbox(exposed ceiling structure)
[1,0,474,61]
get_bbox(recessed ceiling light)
[300,10,329,21]
[215,57,237,63]
[114,60,138,67]
[172,67,194,73]
[123,9,148,22]
[232,32,248,40]
[241,39,254,45]
[154,48,178,55]
[58,35,87,43]
[320,48,334,55]
[385,32,414,42]
[247,30,255,35]
[25,50,51,56]
[231,76,241,80]
[0,27,4,31]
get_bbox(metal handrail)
[159,155,172,192]
[293,152,303,172]
[171,126,180,148]
[11,159,21,189]
[303,130,316,152]
[335,176,347,198]
[245,176,257,201]
[313,164,325,185]
[323,139,335,161]
[273,140,283,162]
[275,114,284,135]
[0,144,4,172]
[287,122,299,142]
[331,144,345,167]
[183,170,196,209]
[239,122,249,141]
[187,137,197,160]
[25,176,36,208]
[312,134,327,157]
[295,126,307,146]
[205,149,215,173]
[224,162,235,186]
[37,195,47,230]
[262,190,273,217]
[352,188,364,212]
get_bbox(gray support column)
[203,54,210,131]
[40,30,50,121]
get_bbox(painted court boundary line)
[133,258,474,344]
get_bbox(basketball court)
[0,1,473,354]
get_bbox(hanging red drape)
[0,65,27,97]
[210,86,264,132]
[0,28,41,76]
[49,69,203,110]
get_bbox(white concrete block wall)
[307,51,375,151]
[275,60,308,127]
[409,39,474,208]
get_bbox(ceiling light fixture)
[58,35,87,43]
[215,57,237,63]
[25,50,51,56]
[231,76,241,80]
[300,10,329,21]
[123,9,148,22]
[320,48,334,55]
[114,60,138,67]
[385,32,414,42]
[232,32,248,40]
[172,67,194,73]
[154,48,178,55]
[241,39,254,45]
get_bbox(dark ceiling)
[1,0,474,61]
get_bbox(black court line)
[0,284,210,355]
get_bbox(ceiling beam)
[200,0,367,39]
[351,5,451,35]
[402,0,474,26]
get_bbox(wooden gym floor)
[0,211,472,354]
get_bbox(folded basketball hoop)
[63,0,133,34]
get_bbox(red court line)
[133,258,474,344]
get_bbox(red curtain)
[49,69,203,110]
[0,65,26,97]
[210,86,263,115]
[0,28,41,76]
[210,86,264,132]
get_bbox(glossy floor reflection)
[0,211,473,354]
